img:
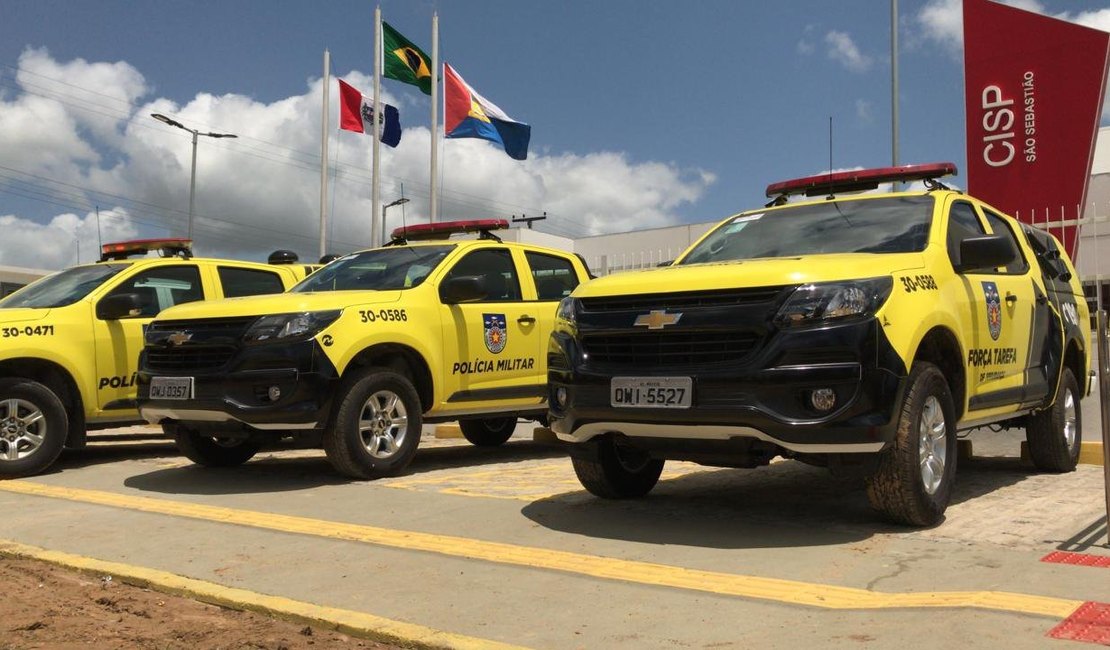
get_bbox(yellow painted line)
[434,424,464,439]
[1078,441,1104,466]
[0,538,526,650]
[0,480,1084,619]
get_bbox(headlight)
[242,310,341,344]
[774,278,892,327]
[556,296,578,324]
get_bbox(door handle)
[517,314,536,324]
[1005,292,1018,305]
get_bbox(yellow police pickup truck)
[548,163,1089,526]
[0,239,315,478]
[137,220,591,479]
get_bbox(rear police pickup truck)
[137,220,592,479]
[548,163,1089,526]
[0,239,314,477]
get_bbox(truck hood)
[157,291,403,321]
[576,253,925,297]
[0,308,50,324]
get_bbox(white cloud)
[856,99,874,123]
[915,0,1110,57]
[0,50,714,270]
[824,30,872,73]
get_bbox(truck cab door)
[947,201,1033,416]
[91,265,207,413]
[438,248,543,410]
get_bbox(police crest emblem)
[483,313,507,354]
[982,281,1002,341]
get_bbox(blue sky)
[2,0,1109,269]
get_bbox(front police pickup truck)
[548,163,1089,526]
[137,220,591,479]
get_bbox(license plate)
[149,376,193,400]
[611,377,692,408]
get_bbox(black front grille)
[582,331,759,367]
[146,317,257,337]
[144,317,256,372]
[145,346,238,371]
[579,286,787,313]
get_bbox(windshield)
[0,264,128,309]
[292,245,454,293]
[679,196,934,265]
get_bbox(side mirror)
[956,235,1016,273]
[96,293,145,320]
[440,275,487,304]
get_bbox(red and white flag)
[338,79,401,147]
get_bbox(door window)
[525,252,579,300]
[441,249,521,302]
[946,201,987,270]
[100,265,203,317]
[218,266,285,298]
[981,211,1029,275]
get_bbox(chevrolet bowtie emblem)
[166,331,192,346]
[633,310,682,330]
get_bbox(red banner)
[963,0,1109,260]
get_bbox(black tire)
[866,362,957,527]
[324,367,422,479]
[459,417,516,446]
[172,424,261,467]
[572,437,664,499]
[1026,367,1082,472]
[0,378,68,478]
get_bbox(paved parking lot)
[0,414,1107,649]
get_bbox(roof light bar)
[765,162,958,198]
[391,219,510,242]
[99,238,193,262]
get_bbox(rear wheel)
[459,417,516,446]
[866,362,956,527]
[1026,367,1081,472]
[171,424,261,467]
[572,437,664,499]
[324,367,422,479]
[0,378,68,478]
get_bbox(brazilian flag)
[382,22,433,96]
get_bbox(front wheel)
[0,378,68,478]
[459,417,516,447]
[1025,367,1082,472]
[171,424,261,467]
[572,437,664,499]
[324,367,422,479]
[866,362,957,527]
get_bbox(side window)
[102,265,203,317]
[218,267,286,298]
[441,249,521,302]
[525,252,580,300]
[946,201,987,270]
[982,210,1028,275]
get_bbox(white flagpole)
[319,48,330,260]
[371,6,383,247]
[430,11,439,223]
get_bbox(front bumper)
[548,317,906,455]
[138,338,339,431]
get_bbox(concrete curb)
[0,539,528,650]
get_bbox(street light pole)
[381,198,410,245]
[151,113,238,241]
